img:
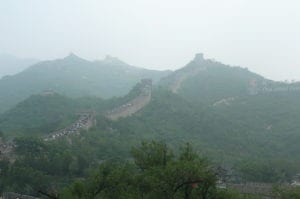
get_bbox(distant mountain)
[0,53,170,113]
[0,53,38,78]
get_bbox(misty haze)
[0,1,300,199]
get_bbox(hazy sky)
[0,0,299,81]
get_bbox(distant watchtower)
[193,53,205,62]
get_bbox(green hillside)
[2,54,300,194]
[93,87,300,183]
[0,53,170,113]
[0,81,148,138]
[160,53,300,105]
[2,54,300,168]
[0,93,78,136]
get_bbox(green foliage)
[0,94,78,136]
[14,136,47,156]
[61,141,218,199]
[61,162,139,199]
[274,186,300,199]
[215,189,261,199]
[235,159,293,183]
[131,141,173,170]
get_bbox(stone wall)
[170,65,205,93]
[44,112,95,141]
[105,79,152,120]
[2,192,38,199]
[248,79,300,95]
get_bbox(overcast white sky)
[0,0,299,80]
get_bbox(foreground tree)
[61,141,218,199]
[133,142,216,199]
[274,186,300,199]
[61,161,139,199]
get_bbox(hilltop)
[0,53,170,113]
[160,53,300,105]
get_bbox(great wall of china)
[43,79,152,141]
[0,113,96,160]
[44,112,96,141]
[2,55,300,197]
[248,79,300,95]
[169,53,206,93]
[105,79,152,120]
[169,67,205,93]
[0,79,153,158]
[1,192,38,199]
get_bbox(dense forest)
[1,138,300,198]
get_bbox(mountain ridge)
[160,53,300,105]
[0,54,170,113]
[2,53,300,179]
[0,53,38,78]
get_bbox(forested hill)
[0,80,151,138]
[160,53,300,104]
[0,93,79,136]
[0,53,170,113]
[2,54,300,193]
